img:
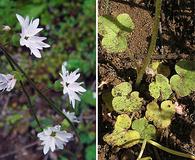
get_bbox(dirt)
[99,1,153,86]
[98,0,195,159]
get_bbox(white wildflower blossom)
[60,63,86,108]
[0,74,16,92]
[93,92,96,99]
[63,109,80,123]
[2,25,11,31]
[16,14,50,58]
[37,125,73,155]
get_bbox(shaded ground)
[98,0,195,159]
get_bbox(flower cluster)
[1,14,87,155]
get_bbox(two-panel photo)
[0,0,194,160]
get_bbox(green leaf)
[149,61,171,77]
[66,59,91,76]
[31,118,53,132]
[116,13,135,32]
[170,60,195,97]
[21,4,46,18]
[58,156,68,160]
[61,119,71,130]
[98,15,120,36]
[115,114,132,132]
[112,82,142,113]
[132,118,148,133]
[103,114,140,148]
[80,132,95,144]
[102,31,128,53]
[112,82,132,97]
[54,80,62,92]
[145,101,175,128]
[6,113,22,125]
[11,71,24,81]
[149,74,172,100]
[132,118,156,140]
[112,91,142,113]
[98,14,134,53]
[85,144,96,160]
[81,90,96,106]
[11,34,20,46]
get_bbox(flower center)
[51,132,56,137]
[24,36,28,40]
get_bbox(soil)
[98,0,195,159]
[99,0,153,79]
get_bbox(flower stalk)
[147,140,195,159]
[135,0,162,86]
[0,47,42,130]
[137,139,147,160]
[0,46,79,141]
[20,81,43,130]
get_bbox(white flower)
[60,63,86,108]
[63,109,80,123]
[37,125,73,155]
[16,14,50,58]
[2,25,11,31]
[0,74,16,92]
[93,92,96,99]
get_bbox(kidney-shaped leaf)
[170,60,195,97]
[149,74,172,100]
[132,118,156,140]
[102,32,128,53]
[112,91,142,113]
[98,16,120,36]
[98,14,134,53]
[116,13,135,32]
[103,114,140,148]
[112,82,132,97]
[145,101,175,128]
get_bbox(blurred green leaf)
[20,4,46,17]
[81,90,96,106]
[54,79,62,92]
[85,144,96,160]
[31,118,53,131]
[11,34,20,46]
[80,131,95,144]
[11,71,24,81]
[6,114,22,125]
[67,59,91,76]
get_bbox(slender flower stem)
[0,46,79,141]
[1,48,42,130]
[20,81,43,130]
[147,140,195,159]
[135,0,162,86]
[137,139,147,160]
